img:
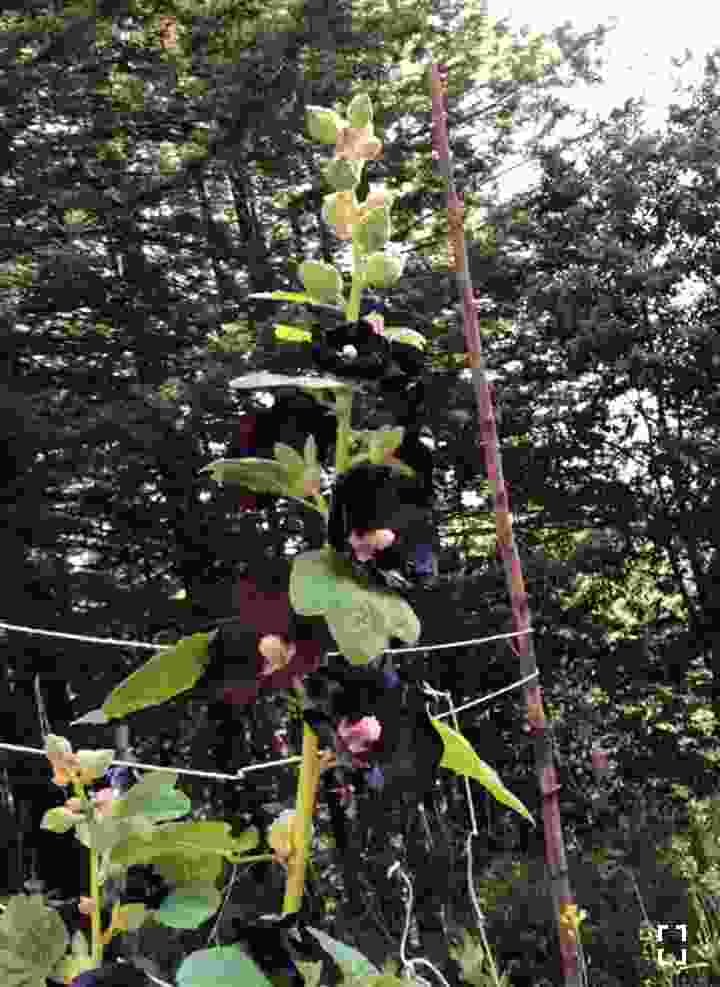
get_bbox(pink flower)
[348,528,396,562]
[336,716,382,768]
[92,787,117,818]
[365,311,385,336]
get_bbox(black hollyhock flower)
[327,462,433,592]
[121,864,173,910]
[229,912,318,987]
[229,390,336,512]
[196,560,326,708]
[311,317,425,386]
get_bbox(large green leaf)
[176,946,273,987]
[306,927,380,979]
[114,770,191,823]
[290,548,420,664]
[274,324,313,343]
[201,457,291,494]
[0,895,68,979]
[109,821,256,873]
[153,884,222,930]
[431,720,535,825]
[102,633,211,719]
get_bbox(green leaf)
[299,260,345,305]
[368,426,405,464]
[109,821,252,873]
[247,291,317,304]
[306,106,344,144]
[306,926,380,979]
[102,633,211,719]
[296,961,323,987]
[346,93,373,128]
[363,250,404,289]
[290,549,420,665]
[48,954,96,985]
[71,929,90,957]
[153,884,222,929]
[114,771,191,823]
[202,457,291,494]
[0,895,68,977]
[177,946,274,987]
[353,209,391,255]
[274,324,313,343]
[382,326,427,350]
[323,158,364,192]
[430,720,535,825]
[304,434,318,467]
[40,806,82,834]
[273,442,306,474]
[115,903,148,932]
[229,372,354,392]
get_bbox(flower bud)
[306,106,344,145]
[363,251,405,289]
[322,191,360,240]
[347,93,373,128]
[323,157,363,191]
[353,206,391,254]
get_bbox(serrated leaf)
[306,927,380,979]
[101,633,211,719]
[431,720,535,825]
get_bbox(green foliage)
[449,930,511,986]
[289,547,421,664]
[431,719,534,824]
[0,895,69,987]
[154,884,223,930]
[176,945,274,987]
[100,633,212,719]
[306,926,381,979]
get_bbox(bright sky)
[488,0,720,195]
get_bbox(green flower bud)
[299,260,345,304]
[364,251,405,289]
[306,106,344,144]
[323,157,363,191]
[353,206,391,254]
[347,93,373,128]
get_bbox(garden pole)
[428,63,584,986]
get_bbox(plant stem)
[282,718,320,914]
[90,850,103,965]
[346,241,364,323]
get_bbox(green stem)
[346,240,364,323]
